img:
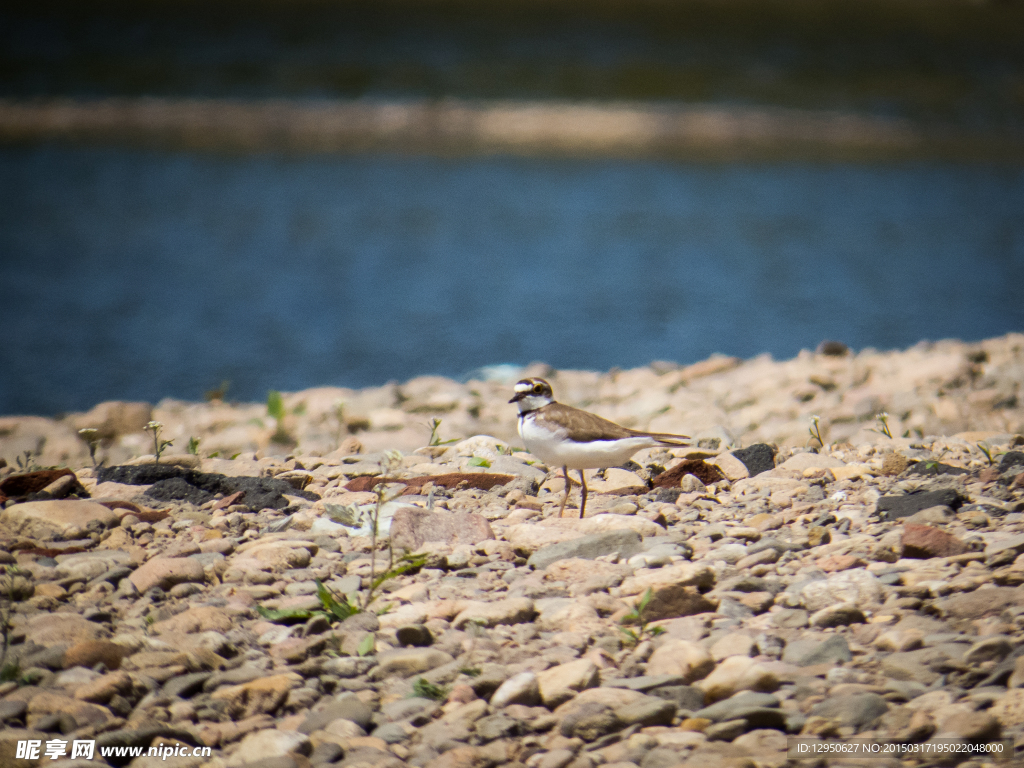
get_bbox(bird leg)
[558,465,570,518]
[578,469,588,519]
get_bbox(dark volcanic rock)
[146,477,216,505]
[876,489,965,519]
[999,451,1024,473]
[731,444,776,477]
[98,465,319,510]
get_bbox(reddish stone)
[978,467,1001,484]
[0,469,82,500]
[651,460,724,488]
[345,472,516,494]
[901,523,969,559]
[816,554,867,572]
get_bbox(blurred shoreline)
[2,97,1022,162]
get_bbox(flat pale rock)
[779,453,847,471]
[490,672,541,709]
[151,605,233,635]
[452,598,535,629]
[390,508,494,552]
[935,587,1024,620]
[129,557,206,593]
[584,468,648,495]
[800,569,883,612]
[619,562,716,597]
[210,673,302,718]
[1,500,118,540]
[578,513,663,537]
[24,612,109,648]
[369,648,455,680]
[26,691,112,729]
[698,656,779,703]
[528,529,642,570]
[505,524,584,552]
[537,659,600,708]
[225,729,311,768]
[645,639,715,682]
[708,453,749,481]
[74,670,134,704]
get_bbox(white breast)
[518,414,658,470]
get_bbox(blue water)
[1,145,1022,416]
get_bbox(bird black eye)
[533,384,543,393]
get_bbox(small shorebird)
[510,377,690,518]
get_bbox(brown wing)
[537,403,689,445]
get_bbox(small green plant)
[144,422,173,462]
[187,436,201,456]
[256,578,360,624]
[978,442,998,466]
[266,391,294,445]
[78,428,102,468]
[869,412,893,439]
[468,456,491,468]
[808,415,825,449]
[619,588,666,647]
[427,418,458,447]
[411,677,448,701]
[357,633,375,657]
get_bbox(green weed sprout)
[427,418,458,447]
[870,412,893,439]
[187,436,201,456]
[619,588,666,647]
[144,422,173,462]
[267,390,294,444]
[411,677,448,701]
[808,415,825,449]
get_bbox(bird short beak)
[509,392,525,403]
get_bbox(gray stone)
[371,723,411,744]
[474,714,519,742]
[381,697,439,725]
[603,675,686,692]
[558,702,623,742]
[771,609,808,629]
[299,694,374,732]
[809,693,888,730]
[163,672,211,699]
[307,743,343,765]
[705,718,748,741]
[694,692,780,723]
[613,697,676,727]
[791,635,852,666]
[527,529,643,570]
[647,685,706,712]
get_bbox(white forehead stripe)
[515,382,533,392]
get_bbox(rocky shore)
[2,98,1021,162]
[1,333,1024,768]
